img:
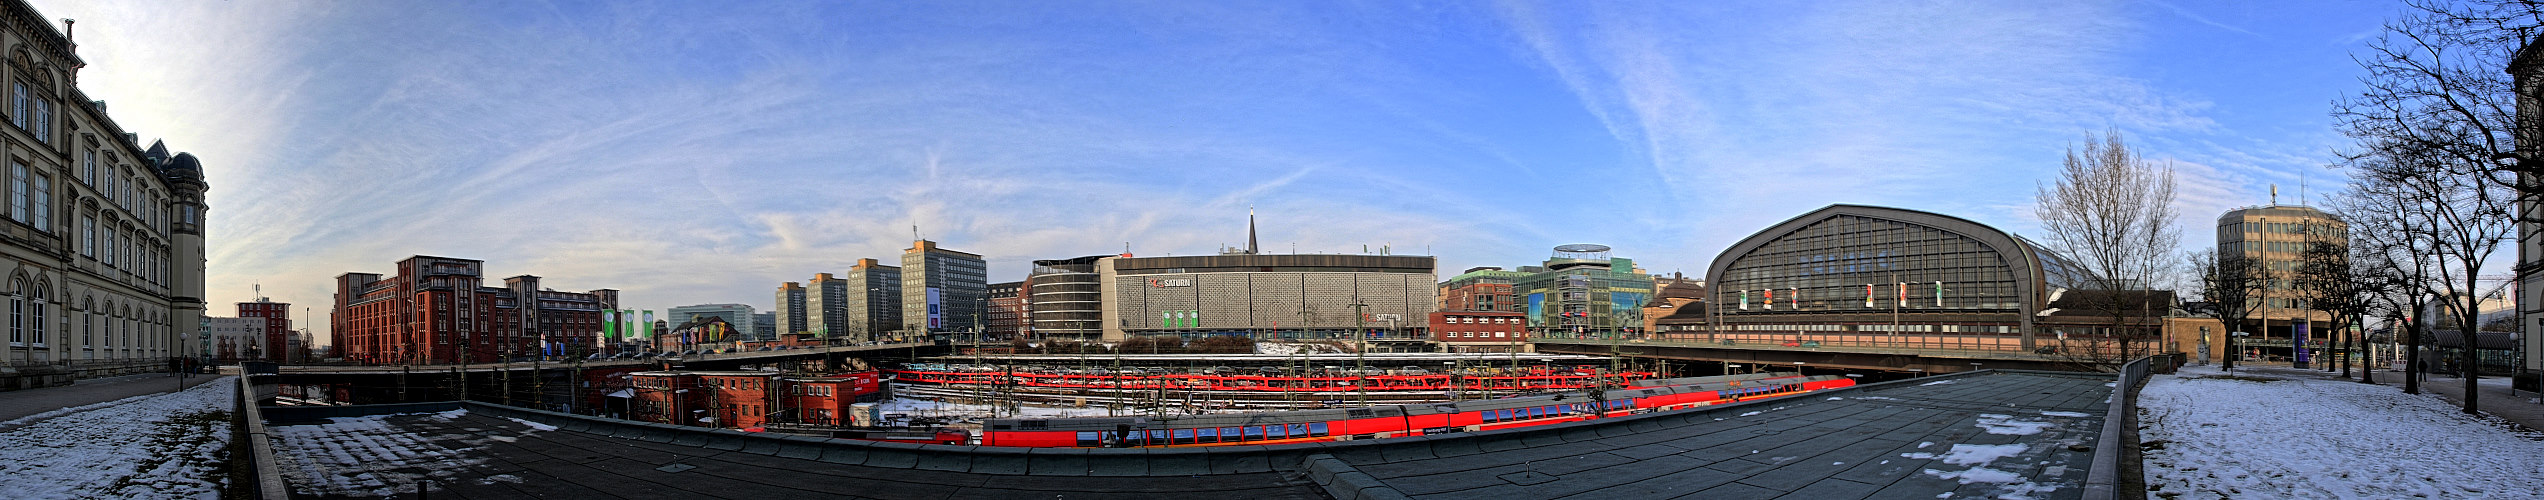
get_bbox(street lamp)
[1726,363,1742,376]
[1792,361,1804,375]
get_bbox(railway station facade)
[1698,204,2101,353]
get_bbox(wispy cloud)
[32,0,2395,341]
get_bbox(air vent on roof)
[1021,421,1047,430]
[1347,409,1375,418]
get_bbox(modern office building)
[332,256,618,364]
[986,281,1026,341]
[1702,204,2107,353]
[665,303,759,341]
[2217,203,2347,364]
[753,312,775,340]
[806,273,849,338]
[1098,253,1438,343]
[238,298,291,362]
[901,240,987,335]
[1026,255,1110,341]
[843,258,902,341]
[773,282,807,336]
[0,7,212,388]
[1512,245,1657,339]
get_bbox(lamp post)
[1726,363,1741,376]
[1792,361,1804,375]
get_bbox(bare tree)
[2338,0,2540,199]
[2332,178,2446,393]
[2035,130,2181,366]
[2293,231,2373,381]
[2189,249,2266,371]
[2339,142,2514,412]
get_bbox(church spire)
[1247,206,1260,254]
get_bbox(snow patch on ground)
[1932,443,2029,466]
[1920,380,1956,386]
[1974,414,2055,435]
[504,417,557,432]
[1739,411,1764,417]
[2140,365,2544,499]
[0,376,236,500]
[2039,411,2091,418]
[269,408,551,497]
[1856,396,1899,400]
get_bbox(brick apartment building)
[331,256,618,365]
[237,299,289,362]
[985,280,1025,342]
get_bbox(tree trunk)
[2358,326,2376,384]
[2406,324,2422,395]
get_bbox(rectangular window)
[1307,422,1329,437]
[31,171,47,232]
[77,217,92,257]
[35,98,49,142]
[10,83,23,129]
[81,150,93,185]
[7,163,20,223]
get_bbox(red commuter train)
[978,372,1852,447]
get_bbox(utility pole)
[1351,301,1369,407]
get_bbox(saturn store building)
[1097,254,1438,343]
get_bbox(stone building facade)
[0,3,210,388]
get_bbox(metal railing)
[2081,355,2154,500]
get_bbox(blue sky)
[40,0,2402,337]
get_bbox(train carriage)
[979,372,1854,448]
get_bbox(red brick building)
[1427,311,1527,352]
[331,256,619,365]
[630,372,701,425]
[985,281,1026,342]
[785,372,882,426]
[238,300,290,362]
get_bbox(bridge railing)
[2081,355,2154,500]
[231,374,289,500]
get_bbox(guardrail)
[2080,355,2154,500]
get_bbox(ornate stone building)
[0,4,209,388]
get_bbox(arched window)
[5,278,18,346]
[80,296,91,357]
[29,280,47,348]
[95,300,107,351]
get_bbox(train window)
[1496,409,1512,422]
[1173,429,1196,445]
[1289,424,1309,437]
[1308,422,1329,437]
[1268,425,1288,439]
[1148,430,1168,445]
[1076,432,1100,447]
[1246,426,1266,440]
[1196,428,1217,444]
[1221,427,1241,442]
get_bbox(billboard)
[926,287,943,329]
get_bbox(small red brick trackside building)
[630,372,701,426]
[1427,311,1528,352]
[784,372,883,426]
[631,371,777,429]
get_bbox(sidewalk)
[0,372,220,427]
[2202,361,2544,433]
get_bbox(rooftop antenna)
[2269,184,2278,205]
[2301,171,2308,206]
